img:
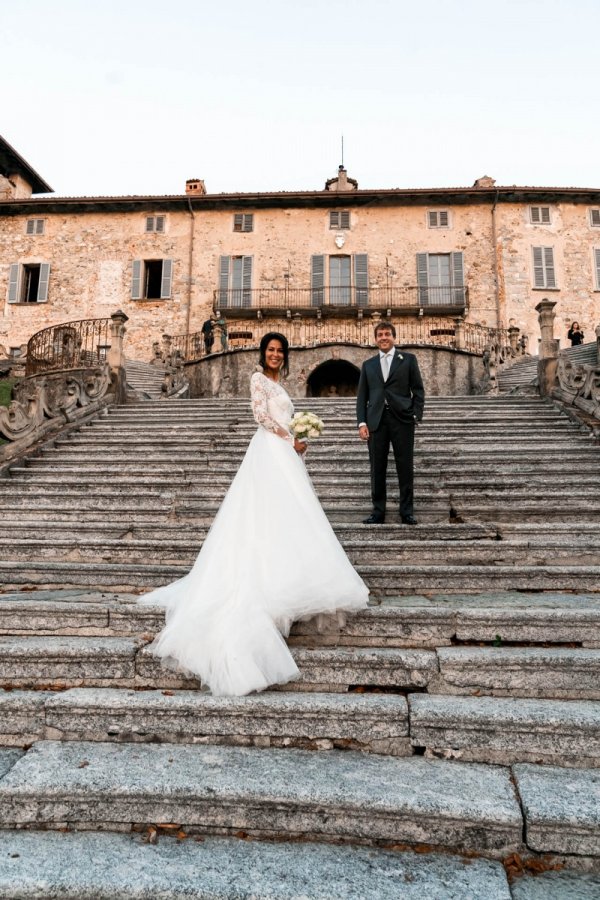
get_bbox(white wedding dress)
[139,371,369,696]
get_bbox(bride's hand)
[294,438,307,454]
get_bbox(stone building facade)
[1,136,600,360]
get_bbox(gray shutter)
[160,259,173,299]
[439,210,449,227]
[156,216,165,233]
[354,253,368,307]
[242,256,252,307]
[37,263,50,302]
[36,219,45,234]
[131,260,142,299]
[427,211,437,228]
[591,209,600,227]
[595,249,600,289]
[416,252,429,305]
[233,214,243,232]
[340,211,350,229]
[243,214,253,232]
[26,220,35,235]
[451,252,464,304]
[329,212,339,229]
[7,264,21,303]
[219,255,230,307]
[541,207,551,224]
[145,217,154,233]
[544,247,556,288]
[532,247,545,287]
[311,255,325,306]
[530,207,541,224]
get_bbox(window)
[131,259,173,299]
[594,249,600,289]
[7,263,50,303]
[427,210,450,228]
[218,255,252,307]
[590,209,600,227]
[529,206,551,224]
[233,213,254,233]
[532,246,556,288]
[416,252,465,305]
[145,216,165,233]
[329,211,351,230]
[310,254,368,306]
[26,219,45,235]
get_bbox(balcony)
[213,285,468,318]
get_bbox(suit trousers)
[368,409,415,518]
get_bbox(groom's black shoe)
[363,514,385,524]
[401,515,418,525]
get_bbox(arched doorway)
[306,359,361,397]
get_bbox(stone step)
[0,830,514,900]
[1,592,599,647]
[431,647,600,700]
[2,559,600,593]
[0,741,524,856]
[408,694,600,767]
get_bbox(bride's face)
[264,339,285,374]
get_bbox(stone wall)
[184,343,485,400]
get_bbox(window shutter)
[311,255,325,306]
[595,249,600,288]
[340,211,350,229]
[353,254,368,307]
[7,264,21,303]
[439,210,449,227]
[26,220,35,235]
[532,247,545,287]
[145,217,154,233]
[156,216,165,233]
[37,263,50,302]
[329,212,339,229]
[416,252,429,304]
[243,214,253,232]
[131,260,142,299]
[242,256,252,307]
[591,209,600,227]
[544,247,556,288]
[233,214,243,232]
[427,211,437,228]
[36,219,45,234]
[219,255,230,306]
[541,207,551,224]
[160,259,173,299]
[451,252,464,304]
[530,207,541,224]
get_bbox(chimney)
[325,165,358,192]
[186,178,206,195]
[473,175,496,189]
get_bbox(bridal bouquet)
[289,411,325,442]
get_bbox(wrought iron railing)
[213,285,468,311]
[26,318,111,376]
[169,317,509,362]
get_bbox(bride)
[140,332,369,696]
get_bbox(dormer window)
[529,206,551,224]
[329,211,350,229]
[427,210,450,228]
[233,213,254,233]
[145,216,165,233]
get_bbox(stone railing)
[480,326,529,394]
[0,311,129,460]
[150,335,190,399]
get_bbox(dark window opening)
[307,359,361,398]
[23,265,41,303]
[145,260,163,299]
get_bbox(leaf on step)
[77,759,89,768]
[143,826,158,845]
[161,690,175,696]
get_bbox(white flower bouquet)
[289,411,325,443]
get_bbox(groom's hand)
[358,425,369,441]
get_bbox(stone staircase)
[0,394,599,897]
[498,342,597,392]
[124,357,165,399]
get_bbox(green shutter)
[160,259,173,299]
[354,253,368,307]
[311,255,325,306]
[7,264,21,303]
[131,260,142,299]
[37,263,50,302]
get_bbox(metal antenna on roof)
[341,135,344,168]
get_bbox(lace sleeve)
[250,373,292,441]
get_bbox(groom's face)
[375,328,395,353]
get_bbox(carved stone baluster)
[535,299,559,397]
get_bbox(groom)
[357,321,425,524]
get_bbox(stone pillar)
[535,300,559,397]
[161,334,172,362]
[454,317,465,350]
[508,325,520,355]
[107,310,129,404]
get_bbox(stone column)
[107,310,129,403]
[454,317,465,350]
[161,334,172,363]
[535,299,559,397]
[508,325,520,355]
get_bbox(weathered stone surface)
[0,831,512,899]
[0,742,523,854]
[409,694,600,766]
[456,606,600,644]
[0,598,110,635]
[433,648,600,699]
[44,688,410,754]
[514,763,600,856]
[290,605,456,648]
[0,636,140,687]
[0,750,23,781]
[511,870,600,899]
[0,691,54,746]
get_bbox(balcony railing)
[213,285,467,312]
[26,318,112,376]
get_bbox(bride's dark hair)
[259,332,290,377]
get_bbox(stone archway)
[306,359,361,397]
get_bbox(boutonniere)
[396,352,403,361]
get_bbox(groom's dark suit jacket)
[356,349,425,431]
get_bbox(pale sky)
[3,0,598,197]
